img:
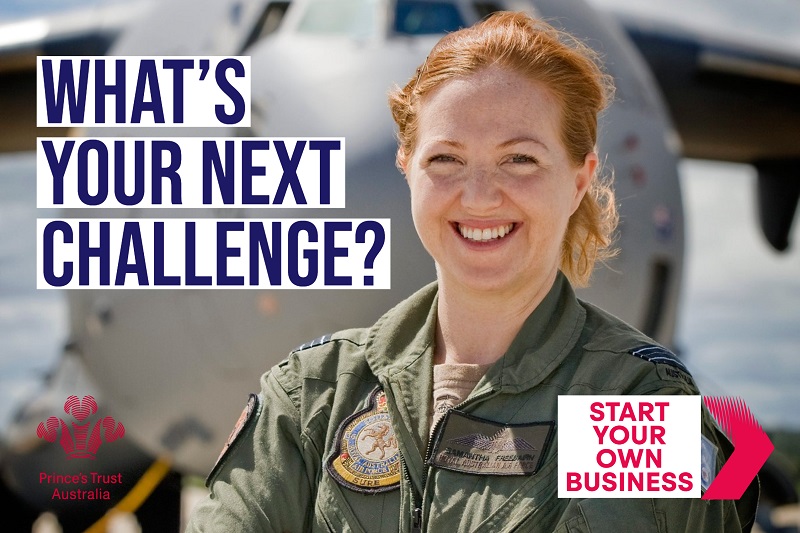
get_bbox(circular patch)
[327,388,400,493]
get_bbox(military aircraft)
[0,0,798,530]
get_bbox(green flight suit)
[187,273,758,532]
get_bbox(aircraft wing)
[588,0,800,250]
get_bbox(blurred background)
[1,0,798,531]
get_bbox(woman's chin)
[437,260,557,298]
[441,267,523,295]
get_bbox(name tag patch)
[428,410,554,476]
[327,387,401,493]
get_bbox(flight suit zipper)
[401,387,499,532]
[412,507,423,533]
[400,450,423,533]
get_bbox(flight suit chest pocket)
[314,388,402,532]
[314,473,401,533]
[425,458,562,532]
[424,410,560,532]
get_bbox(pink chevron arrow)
[702,397,773,500]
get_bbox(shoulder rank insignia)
[629,344,689,373]
[629,344,695,386]
[207,393,259,485]
[293,333,333,352]
[327,387,401,493]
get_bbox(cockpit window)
[297,0,381,37]
[394,1,466,35]
[241,1,290,52]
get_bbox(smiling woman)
[397,66,600,363]
[187,12,758,532]
[390,18,619,291]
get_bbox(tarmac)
[28,495,800,532]
[30,485,208,533]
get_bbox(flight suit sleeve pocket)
[575,499,665,533]
[552,513,587,533]
[314,467,402,533]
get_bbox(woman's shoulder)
[267,327,373,397]
[571,298,698,395]
[263,280,440,407]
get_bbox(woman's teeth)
[458,223,514,242]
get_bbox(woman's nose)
[460,168,503,212]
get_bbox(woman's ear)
[572,151,597,213]
[396,148,408,176]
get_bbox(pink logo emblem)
[36,395,125,459]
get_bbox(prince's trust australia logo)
[36,395,125,459]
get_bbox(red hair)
[389,11,618,286]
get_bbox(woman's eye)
[509,154,538,164]
[428,154,458,164]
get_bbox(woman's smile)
[455,222,516,242]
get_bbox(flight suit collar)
[475,271,586,395]
[364,281,439,469]
[363,273,585,465]
[364,280,439,381]
[364,273,583,382]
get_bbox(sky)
[676,160,800,431]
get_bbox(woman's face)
[403,65,597,297]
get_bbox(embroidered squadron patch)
[428,410,554,476]
[207,393,259,485]
[327,388,401,493]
